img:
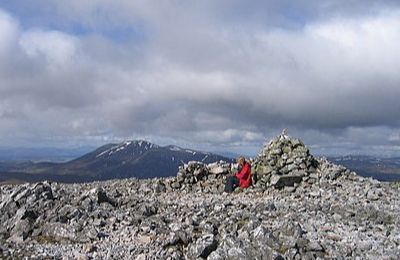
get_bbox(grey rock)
[41,222,77,242]
[270,174,303,189]
[188,234,218,258]
[252,225,280,250]
[307,241,324,252]
[8,219,32,243]
[171,182,181,189]
[96,187,117,207]
[153,181,166,193]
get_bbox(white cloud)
[20,30,79,68]
[389,133,400,142]
[0,10,19,57]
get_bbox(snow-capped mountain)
[0,140,233,183]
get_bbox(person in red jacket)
[224,156,252,193]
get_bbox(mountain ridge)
[0,140,233,183]
[328,155,400,181]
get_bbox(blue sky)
[0,1,400,157]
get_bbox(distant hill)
[3,143,400,183]
[0,147,93,162]
[328,155,400,181]
[0,140,233,183]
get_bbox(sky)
[0,0,400,157]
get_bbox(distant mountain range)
[1,143,400,184]
[328,155,400,181]
[0,147,94,162]
[0,140,233,183]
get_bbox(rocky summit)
[1,133,399,259]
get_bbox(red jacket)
[235,161,252,188]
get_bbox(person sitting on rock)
[224,156,252,193]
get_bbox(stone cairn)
[170,161,232,193]
[252,130,319,190]
[171,130,355,192]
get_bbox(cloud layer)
[0,1,400,156]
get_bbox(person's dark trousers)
[224,175,240,193]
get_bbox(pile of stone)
[168,132,357,193]
[169,161,232,193]
[316,157,354,181]
[252,132,320,190]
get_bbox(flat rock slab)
[270,174,303,189]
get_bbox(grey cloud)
[0,2,400,156]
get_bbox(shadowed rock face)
[1,134,400,259]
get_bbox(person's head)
[236,156,245,166]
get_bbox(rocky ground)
[1,134,399,259]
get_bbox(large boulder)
[187,234,218,258]
[270,172,304,189]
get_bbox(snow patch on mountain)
[96,140,159,158]
[201,155,209,162]
[169,146,182,152]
